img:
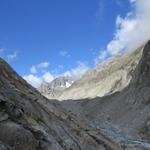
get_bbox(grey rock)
[0,111,8,122]
[0,121,38,150]
[0,142,12,150]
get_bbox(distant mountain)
[38,76,74,99]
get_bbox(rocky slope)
[1,41,150,150]
[38,76,74,99]
[0,58,110,150]
[59,45,144,100]
[61,40,150,149]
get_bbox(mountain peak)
[38,75,74,99]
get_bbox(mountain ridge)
[1,41,150,149]
[39,44,144,100]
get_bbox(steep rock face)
[57,45,143,100]
[0,59,107,150]
[61,41,150,142]
[38,76,74,99]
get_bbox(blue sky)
[0,0,150,87]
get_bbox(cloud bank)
[23,71,54,88]
[96,0,150,63]
[23,61,89,88]
[23,61,53,87]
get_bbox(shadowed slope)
[0,58,107,150]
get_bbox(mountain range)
[0,41,150,149]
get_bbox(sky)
[0,0,150,87]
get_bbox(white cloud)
[23,71,54,88]
[37,62,49,68]
[42,72,54,83]
[59,50,70,57]
[24,61,89,87]
[30,61,50,74]
[7,51,17,60]
[96,0,150,64]
[30,66,37,74]
[64,61,89,79]
[0,49,19,61]
[23,74,42,88]
[24,61,53,87]
[107,14,137,55]
[118,0,150,51]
